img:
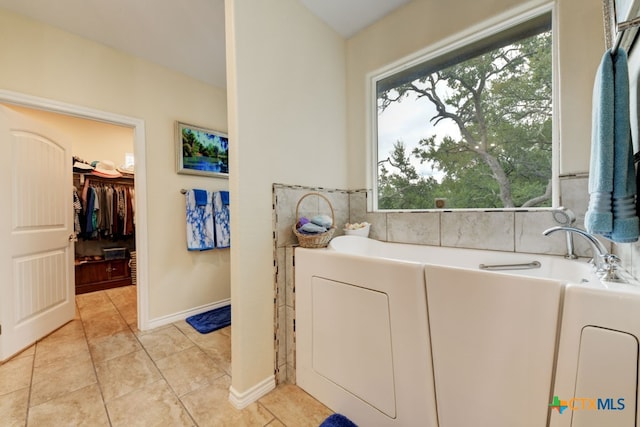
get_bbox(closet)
[73,172,136,294]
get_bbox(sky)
[377,89,460,181]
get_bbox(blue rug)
[186,305,231,334]
[319,414,357,427]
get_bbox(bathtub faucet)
[542,226,622,281]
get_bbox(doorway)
[0,89,149,332]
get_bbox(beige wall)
[0,9,230,321]
[225,0,348,393]
[346,0,604,188]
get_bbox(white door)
[0,105,75,361]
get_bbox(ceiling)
[0,0,411,88]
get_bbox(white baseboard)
[228,375,276,409]
[143,298,230,330]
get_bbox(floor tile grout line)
[118,301,205,426]
[24,340,36,426]
[76,297,115,427]
[95,288,200,426]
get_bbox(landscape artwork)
[176,121,229,178]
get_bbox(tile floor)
[0,285,333,426]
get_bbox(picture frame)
[176,121,229,178]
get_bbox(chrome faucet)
[542,226,622,281]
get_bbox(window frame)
[366,1,558,212]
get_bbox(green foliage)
[378,31,552,209]
[378,142,438,209]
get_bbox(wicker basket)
[292,192,336,248]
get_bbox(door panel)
[0,105,74,361]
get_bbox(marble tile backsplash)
[272,176,638,384]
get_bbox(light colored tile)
[323,190,350,233]
[616,242,634,274]
[559,175,589,222]
[155,346,225,396]
[34,333,90,368]
[276,364,287,385]
[285,246,294,308]
[6,344,35,362]
[365,212,388,241]
[41,318,85,342]
[387,212,440,245]
[172,320,203,342]
[628,242,640,279]
[81,307,130,340]
[286,363,296,384]
[28,384,110,426]
[190,331,231,376]
[105,285,138,325]
[515,210,564,255]
[107,380,193,427]
[87,329,142,363]
[76,290,114,316]
[0,387,28,427]
[348,191,388,241]
[258,384,332,427]
[441,211,515,251]
[276,247,285,308]
[0,355,33,396]
[218,325,231,337]
[181,375,274,427]
[275,186,311,247]
[285,306,295,370]
[348,190,368,221]
[95,349,162,402]
[515,210,597,258]
[137,325,194,361]
[276,304,286,369]
[30,355,96,407]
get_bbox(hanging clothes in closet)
[76,176,135,240]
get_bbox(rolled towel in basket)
[311,214,333,228]
[298,222,327,234]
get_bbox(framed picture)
[176,121,229,178]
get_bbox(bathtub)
[295,236,640,427]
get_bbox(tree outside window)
[376,23,552,210]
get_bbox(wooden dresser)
[75,258,132,294]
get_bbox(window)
[373,11,553,210]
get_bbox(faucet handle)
[601,254,625,282]
[604,254,621,266]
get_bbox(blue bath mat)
[319,414,357,427]
[186,305,231,334]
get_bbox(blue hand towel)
[220,190,229,205]
[585,48,639,242]
[585,51,615,233]
[193,189,208,206]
